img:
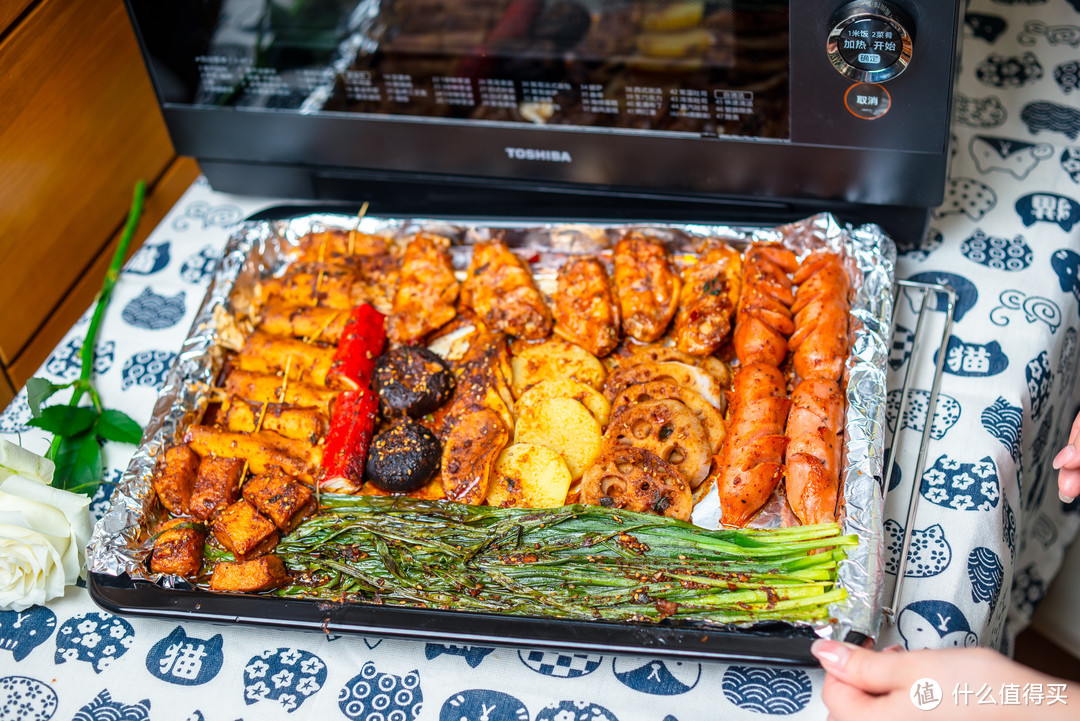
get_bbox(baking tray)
[88,207,896,665]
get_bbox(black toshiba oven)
[125,0,963,246]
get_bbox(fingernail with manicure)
[811,640,852,668]
[1061,491,1077,504]
[1053,445,1075,470]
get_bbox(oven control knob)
[827,0,914,83]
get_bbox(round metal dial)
[827,1,914,83]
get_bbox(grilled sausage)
[789,250,851,382]
[713,363,791,527]
[733,244,798,367]
[785,379,844,525]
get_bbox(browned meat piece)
[222,396,327,444]
[149,518,206,577]
[223,369,337,415]
[212,500,278,561]
[552,257,620,357]
[259,297,349,343]
[673,241,741,356]
[259,266,356,309]
[440,407,508,505]
[612,233,680,342]
[184,425,319,485]
[242,469,316,533]
[461,240,552,340]
[189,456,245,521]
[236,330,335,386]
[390,232,460,344]
[297,229,389,261]
[209,556,290,592]
[152,445,200,515]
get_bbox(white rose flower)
[0,441,92,611]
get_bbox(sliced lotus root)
[601,361,724,412]
[602,399,711,487]
[610,380,726,454]
[580,445,692,521]
[603,344,731,389]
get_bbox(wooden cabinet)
[0,0,199,406]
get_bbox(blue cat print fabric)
[518,651,604,679]
[441,690,528,721]
[535,700,619,721]
[0,676,57,721]
[145,626,223,686]
[425,644,494,668]
[337,662,422,721]
[720,667,813,715]
[2,2,1080,716]
[243,648,326,713]
[73,690,151,721]
[0,608,56,663]
[612,659,701,695]
[54,613,134,674]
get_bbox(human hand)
[1052,409,1080,503]
[812,639,1074,720]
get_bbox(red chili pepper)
[319,388,378,491]
[327,304,386,390]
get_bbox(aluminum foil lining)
[88,212,894,642]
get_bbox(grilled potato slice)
[510,338,606,398]
[514,378,612,428]
[487,443,573,508]
[514,397,602,480]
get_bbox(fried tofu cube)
[189,456,245,520]
[149,518,206,577]
[242,469,316,533]
[209,555,289,592]
[152,445,200,514]
[212,500,278,561]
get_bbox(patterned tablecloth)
[2,1,1080,719]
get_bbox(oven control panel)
[827,0,914,84]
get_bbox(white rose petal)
[0,439,55,484]
[0,469,92,612]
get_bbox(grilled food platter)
[88,210,894,664]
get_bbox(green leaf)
[95,409,143,445]
[52,432,103,495]
[25,377,62,418]
[27,405,98,436]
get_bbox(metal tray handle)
[882,280,957,623]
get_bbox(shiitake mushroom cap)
[365,420,442,493]
[373,346,455,418]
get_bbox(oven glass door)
[142,0,790,142]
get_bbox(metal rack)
[882,279,957,624]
